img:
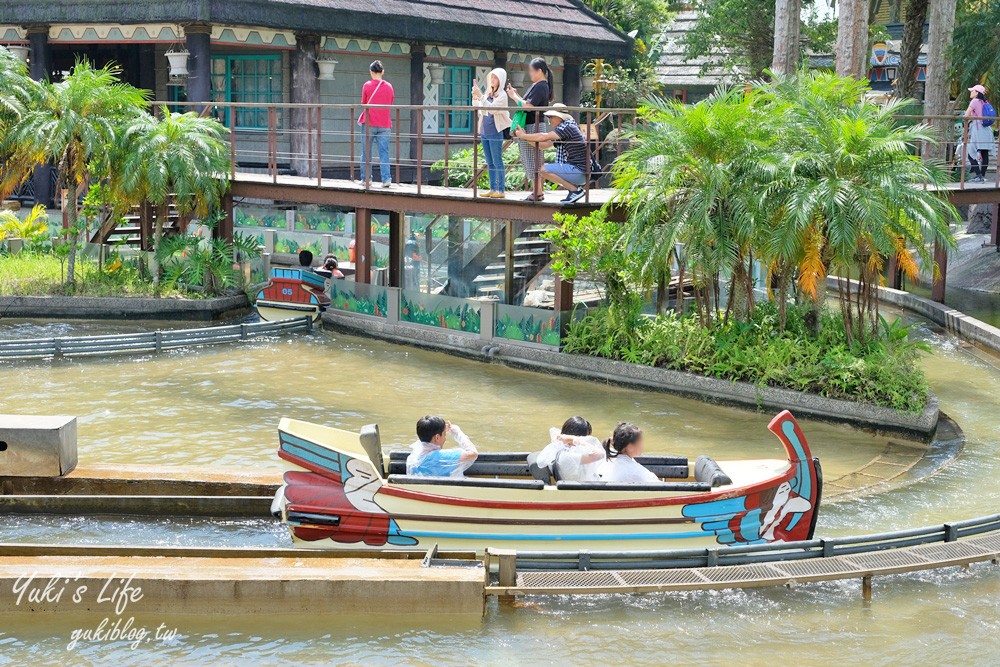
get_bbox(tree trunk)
[64,178,78,288]
[924,0,957,161]
[771,0,802,76]
[150,204,167,289]
[836,0,870,79]
[898,0,929,100]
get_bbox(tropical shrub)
[563,301,930,412]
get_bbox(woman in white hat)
[964,84,995,183]
[472,68,512,198]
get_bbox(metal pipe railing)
[504,511,1000,572]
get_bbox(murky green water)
[0,315,997,665]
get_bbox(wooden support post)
[495,548,517,605]
[447,216,465,297]
[355,207,372,285]
[862,574,873,602]
[388,211,404,288]
[554,275,573,339]
[218,193,234,243]
[991,203,999,250]
[931,239,947,303]
[885,253,901,290]
[503,222,515,305]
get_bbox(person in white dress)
[596,422,661,484]
[534,416,604,482]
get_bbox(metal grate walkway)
[486,531,1000,598]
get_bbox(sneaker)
[381,181,394,188]
[561,188,586,204]
[491,191,506,199]
[480,190,495,198]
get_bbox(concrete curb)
[828,276,1000,353]
[322,310,939,441]
[0,293,251,321]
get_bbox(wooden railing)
[155,101,638,202]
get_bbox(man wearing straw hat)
[514,103,589,204]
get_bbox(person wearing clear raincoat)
[406,415,478,477]
[533,416,604,482]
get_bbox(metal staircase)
[89,201,186,249]
[468,223,555,301]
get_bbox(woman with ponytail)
[506,57,553,201]
[597,422,661,484]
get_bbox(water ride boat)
[272,410,822,553]
[255,267,330,322]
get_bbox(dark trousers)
[969,149,990,178]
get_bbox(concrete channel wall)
[0,293,251,321]
[322,308,940,440]
[829,276,1000,354]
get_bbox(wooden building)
[0,0,630,193]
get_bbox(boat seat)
[387,451,529,462]
[387,474,545,490]
[556,481,712,492]
[636,456,689,467]
[387,461,532,477]
[644,465,690,479]
[694,455,733,487]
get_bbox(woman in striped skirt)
[507,58,553,201]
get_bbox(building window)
[438,65,474,134]
[211,54,283,130]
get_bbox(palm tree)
[0,47,34,128]
[764,71,958,342]
[613,88,778,324]
[952,0,998,91]
[0,47,40,191]
[0,60,148,286]
[107,108,231,287]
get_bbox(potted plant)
[165,45,190,79]
[5,44,28,63]
[427,63,446,86]
[317,57,338,80]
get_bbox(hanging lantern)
[510,68,527,89]
[165,45,190,79]
[317,57,338,80]
[5,44,28,63]
[427,63,446,86]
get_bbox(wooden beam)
[356,207,372,284]
[229,179,602,225]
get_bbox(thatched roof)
[2,0,632,58]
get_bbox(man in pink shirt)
[358,60,395,187]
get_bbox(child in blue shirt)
[406,415,479,477]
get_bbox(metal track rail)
[0,317,311,360]
[485,513,1000,600]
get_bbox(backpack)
[983,100,996,127]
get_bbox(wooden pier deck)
[231,171,618,224]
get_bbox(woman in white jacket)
[472,68,512,198]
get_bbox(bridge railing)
[153,101,638,203]
[0,317,312,360]
[896,113,1000,190]
[490,512,1000,572]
